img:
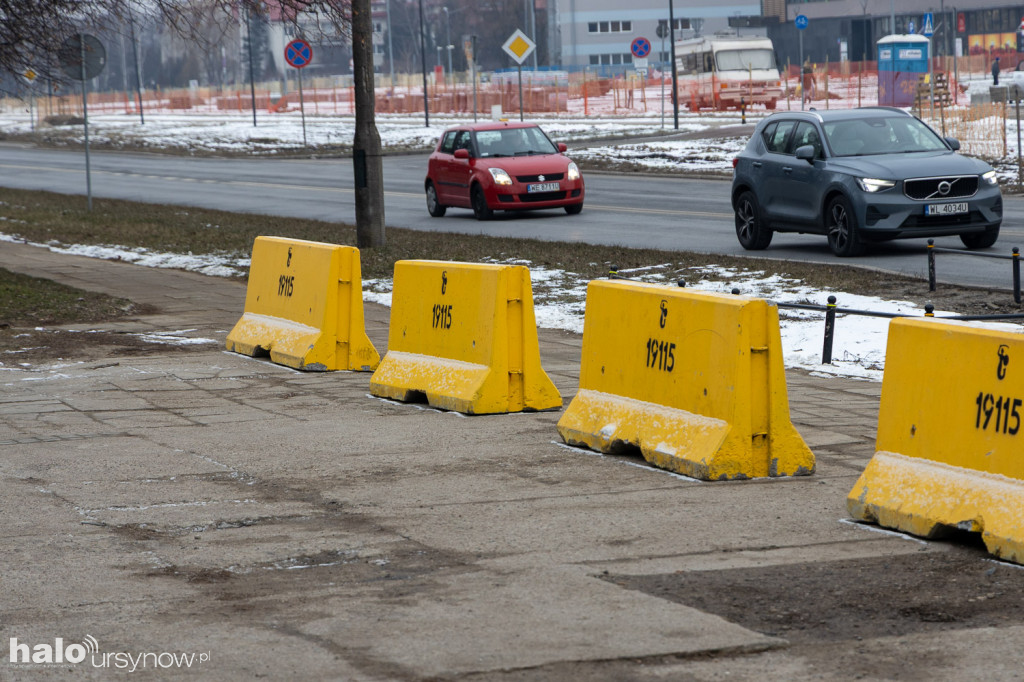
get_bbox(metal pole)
[799,31,804,111]
[298,66,307,147]
[128,2,144,124]
[386,0,396,94]
[443,7,453,79]
[891,0,897,106]
[419,0,430,126]
[246,6,257,126]
[669,0,678,129]
[822,295,837,364]
[1013,248,1021,305]
[929,36,935,121]
[1016,95,1023,186]
[471,35,478,122]
[928,239,937,291]
[660,31,666,128]
[952,6,959,93]
[80,35,93,212]
[530,0,538,69]
[518,63,524,121]
[119,25,129,112]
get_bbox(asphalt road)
[2,143,1023,290]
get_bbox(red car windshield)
[474,127,558,157]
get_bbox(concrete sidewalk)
[2,240,1023,681]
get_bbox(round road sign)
[631,37,652,59]
[58,34,106,81]
[795,14,809,30]
[285,38,313,69]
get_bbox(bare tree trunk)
[351,0,385,248]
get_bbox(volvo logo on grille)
[538,175,545,182]
[938,180,952,195]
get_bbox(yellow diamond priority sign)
[502,29,536,65]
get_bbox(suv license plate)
[527,182,560,193]
[926,202,968,216]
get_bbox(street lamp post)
[443,7,453,78]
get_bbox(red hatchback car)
[425,121,584,220]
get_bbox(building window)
[590,55,600,64]
[589,20,633,34]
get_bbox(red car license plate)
[527,182,560,193]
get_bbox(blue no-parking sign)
[631,37,652,59]
[285,39,313,69]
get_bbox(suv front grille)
[904,175,979,200]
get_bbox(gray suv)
[731,107,1002,256]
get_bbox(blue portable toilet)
[878,34,929,107]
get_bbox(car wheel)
[425,183,446,217]
[826,195,864,257]
[960,224,1000,249]
[734,191,772,250]
[564,203,583,215]
[471,185,493,221]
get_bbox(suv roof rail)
[857,106,910,115]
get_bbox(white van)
[674,35,782,111]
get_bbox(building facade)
[553,0,763,73]
[768,1,1024,67]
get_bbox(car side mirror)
[454,148,470,159]
[557,142,568,152]
[795,144,816,163]
[945,137,961,151]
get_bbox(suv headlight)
[567,162,581,181]
[857,177,896,193]
[488,168,513,186]
[982,170,998,185]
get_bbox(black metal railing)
[771,296,1024,364]
[927,239,1021,304]
[606,265,1024,366]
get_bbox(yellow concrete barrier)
[369,260,561,414]
[226,236,380,371]
[848,318,1024,563]
[557,280,814,480]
